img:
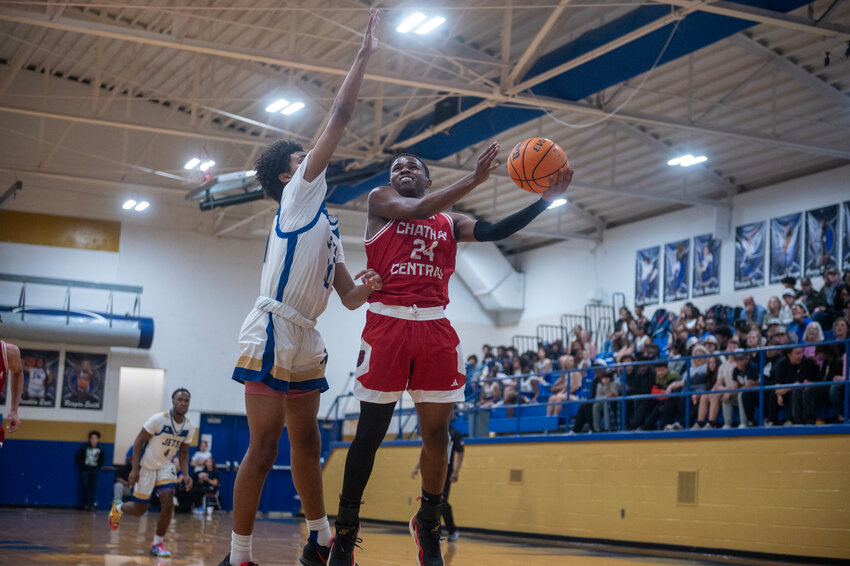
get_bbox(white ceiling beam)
[508,0,572,86]
[500,0,513,89]
[730,33,850,109]
[0,26,47,96]
[609,121,740,197]
[508,5,698,95]
[0,166,185,194]
[654,0,850,40]
[216,203,277,237]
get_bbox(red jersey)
[0,340,7,393]
[366,213,456,308]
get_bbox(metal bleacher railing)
[452,339,850,437]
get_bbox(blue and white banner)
[805,205,838,277]
[842,201,850,272]
[735,221,765,290]
[635,246,660,306]
[692,234,720,297]
[770,213,802,283]
[664,239,690,303]
[62,351,107,410]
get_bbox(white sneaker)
[764,421,774,427]
[722,424,732,429]
[690,423,702,430]
[738,423,747,429]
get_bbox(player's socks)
[306,516,332,547]
[153,535,164,545]
[418,489,442,523]
[230,531,253,565]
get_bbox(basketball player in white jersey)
[221,9,383,566]
[0,336,24,447]
[108,388,196,558]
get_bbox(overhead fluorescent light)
[134,201,150,212]
[414,16,446,35]
[547,198,567,210]
[397,12,428,33]
[184,158,201,170]
[280,101,305,115]
[122,199,137,210]
[199,160,215,172]
[667,154,707,167]
[265,99,290,113]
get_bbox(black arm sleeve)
[472,198,549,242]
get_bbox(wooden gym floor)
[0,508,820,565]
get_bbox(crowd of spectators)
[465,268,850,433]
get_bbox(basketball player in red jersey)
[329,142,573,566]
[0,337,25,447]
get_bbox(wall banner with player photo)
[841,201,850,272]
[663,239,690,303]
[61,352,107,410]
[735,221,765,290]
[805,205,839,277]
[769,213,802,284]
[635,246,660,307]
[19,348,60,407]
[692,233,720,297]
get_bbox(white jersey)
[27,367,48,397]
[139,411,196,470]
[259,151,345,321]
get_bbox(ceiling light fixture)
[184,158,201,170]
[265,99,290,113]
[413,16,446,35]
[547,198,567,210]
[280,101,305,115]
[667,154,707,167]
[199,160,216,172]
[134,201,150,212]
[396,12,428,33]
[122,199,137,210]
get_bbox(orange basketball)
[507,137,569,193]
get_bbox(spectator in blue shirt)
[788,303,813,343]
[740,296,766,328]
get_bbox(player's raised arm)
[369,142,500,221]
[450,167,574,242]
[303,8,380,182]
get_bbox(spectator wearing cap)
[799,277,826,318]
[704,335,718,354]
[741,296,766,328]
[770,346,817,425]
[788,303,813,343]
[779,289,797,325]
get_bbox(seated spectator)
[692,356,720,429]
[634,305,649,328]
[479,374,502,409]
[799,277,826,317]
[714,325,734,351]
[189,458,220,512]
[765,296,783,325]
[802,322,824,360]
[699,315,717,341]
[822,266,842,321]
[113,453,133,503]
[741,296,766,328]
[679,302,700,335]
[834,285,850,316]
[704,334,719,355]
[533,347,552,376]
[668,338,689,376]
[547,355,579,417]
[827,317,848,342]
[548,341,563,362]
[503,356,537,417]
[615,307,634,336]
[592,369,621,432]
[611,329,635,363]
[770,346,817,425]
[733,350,760,428]
[664,345,711,430]
[707,341,745,429]
[779,289,797,325]
[745,328,763,352]
[825,346,847,422]
[630,321,649,352]
[191,439,212,475]
[579,329,597,360]
[788,303,813,343]
[781,276,798,293]
[630,362,679,431]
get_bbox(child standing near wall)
[75,430,104,511]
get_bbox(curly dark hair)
[254,139,304,201]
[392,152,430,178]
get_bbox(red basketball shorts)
[353,304,465,404]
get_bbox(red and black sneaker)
[299,539,330,566]
[327,522,361,566]
[409,512,443,566]
[218,553,259,566]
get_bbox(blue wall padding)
[0,440,114,508]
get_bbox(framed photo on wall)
[664,239,690,303]
[61,351,107,410]
[692,234,720,297]
[635,246,660,307]
[805,204,838,277]
[842,201,850,272]
[20,348,59,408]
[769,213,802,284]
[735,221,765,290]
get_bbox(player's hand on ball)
[5,411,20,433]
[540,167,574,202]
[361,7,380,55]
[472,141,501,184]
[355,269,383,291]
